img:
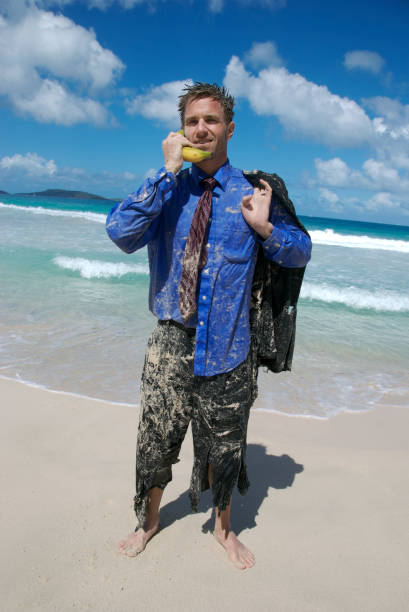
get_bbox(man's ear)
[227,121,235,140]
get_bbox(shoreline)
[2,372,406,421]
[2,375,409,611]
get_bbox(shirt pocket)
[223,215,255,263]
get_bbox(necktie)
[179,177,217,322]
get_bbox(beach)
[2,376,408,612]
[1,196,408,609]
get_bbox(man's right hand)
[162,131,194,175]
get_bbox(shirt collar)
[190,158,232,192]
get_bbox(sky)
[1,0,409,225]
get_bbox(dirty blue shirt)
[106,160,311,376]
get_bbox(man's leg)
[190,352,256,569]
[118,321,195,557]
[118,486,163,557]
[209,466,255,570]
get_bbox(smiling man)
[106,82,311,569]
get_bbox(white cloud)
[319,188,339,204]
[315,157,409,193]
[123,171,136,180]
[126,79,193,125]
[315,158,356,187]
[209,0,223,12]
[343,50,385,75]
[87,0,146,8]
[13,79,110,126]
[365,192,401,210]
[144,167,158,179]
[364,96,409,141]
[0,150,142,196]
[0,6,124,125]
[224,55,374,147]
[0,152,57,176]
[209,0,286,13]
[23,0,286,13]
[362,158,400,184]
[243,41,283,69]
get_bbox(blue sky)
[1,0,409,225]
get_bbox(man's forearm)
[261,225,312,268]
[106,167,175,254]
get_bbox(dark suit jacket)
[243,170,310,373]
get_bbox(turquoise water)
[1,195,408,416]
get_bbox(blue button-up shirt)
[106,160,311,376]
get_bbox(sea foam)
[3,203,408,253]
[53,256,149,279]
[0,202,106,224]
[301,282,409,312]
[309,228,409,253]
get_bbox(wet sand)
[1,376,408,611]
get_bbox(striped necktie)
[178,177,217,322]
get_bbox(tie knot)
[201,177,217,192]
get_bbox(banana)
[181,147,212,163]
[177,129,211,163]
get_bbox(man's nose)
[196,119,208,135]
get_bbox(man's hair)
[178,82,235,125]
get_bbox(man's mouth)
[194,140,212,148]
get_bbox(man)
[106,82,311,570]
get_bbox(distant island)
[12,188,111,200]
[0,190,10,195]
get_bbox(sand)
[1,376,408,612]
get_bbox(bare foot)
[117,520,159,557]
[213,528,255,570]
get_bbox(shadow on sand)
[160,444,304,536]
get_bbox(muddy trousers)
[133,320,257,527]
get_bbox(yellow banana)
[181,147,212,163]
[177,129,211,163]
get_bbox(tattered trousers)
[133,320,258,527]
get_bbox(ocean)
[1,194,408,418]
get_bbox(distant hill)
[0,190,9,195]
[14,189,109,200]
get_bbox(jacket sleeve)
[257,195,312,268]
[105,167,176,254]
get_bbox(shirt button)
[207,243,211,248]
[203,269,209,275]
[202,295,206,300]
[199,321,204,326]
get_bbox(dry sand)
[1,376,408,612]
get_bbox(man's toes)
[241,551,255,567]
[117,539,128,552]
[234,559,247,570]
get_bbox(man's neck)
[195,155,228,177]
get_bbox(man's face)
[183,97,234,167]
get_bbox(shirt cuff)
[258,225,285,255]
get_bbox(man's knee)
[151,465,173,489]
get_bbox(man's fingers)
[167,131,195,147]
[258,178,271,192]
[241,195,252,209]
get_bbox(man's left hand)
[240,178,273,240]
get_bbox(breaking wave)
[301,282,409,312]
[0,202,106,224]
[309,229,409,253]
[53,256,149,279]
